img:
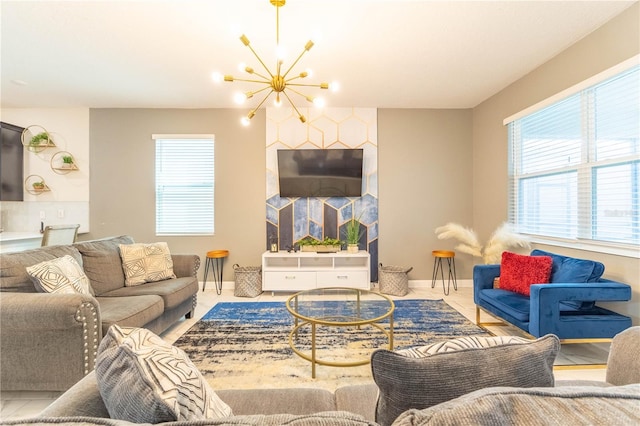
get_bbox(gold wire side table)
[285,287,395,378]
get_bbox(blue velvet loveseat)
[473,249,632,341]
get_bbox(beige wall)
[472,3,640,323]
[378,109,474,281]
[88,109,266,280]
[89,107,475,283]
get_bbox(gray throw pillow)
[95,325,232,423]
[371,334,559,426]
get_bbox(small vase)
[347,244,359,254]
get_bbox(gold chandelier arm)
[250,70,272,81]
[243,41,275,79]
[282,90,307,123]
[253,89,276,112]
[227,77,271,85]
[287,82,330,89]
[282,41,313,79]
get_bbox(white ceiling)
[1,0,636,110]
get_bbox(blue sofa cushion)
[530,249,604,309]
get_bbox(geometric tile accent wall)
[266,107,379,281]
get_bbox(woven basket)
[233,264,262,298]
[378,263,413,296]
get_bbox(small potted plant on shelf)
[32,181,46,192]
[62,155,75,169]
[344,213,365,253]
[296,236,343,253]
[29,132,52,148]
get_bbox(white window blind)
[507,65,639,248]
[154,136,215,235]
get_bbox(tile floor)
[0,282,608,420]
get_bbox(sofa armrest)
[38,371,109,418]
[473,264,500,304]
[0,292,102,391]
[171,254,200,278]
[529,281,632,337]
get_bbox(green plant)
[296,236,343,247]
[32,181,45,189]
[29,132,50,146]
[62,155,74,164]
[344,212,365,245]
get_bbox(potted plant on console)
[344,214,365,254]
[297,237,343,253]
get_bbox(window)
[506,64,639,250]
[153,135,215,235]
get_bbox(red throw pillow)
[499,251,553,296]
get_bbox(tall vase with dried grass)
[434,222,530,264]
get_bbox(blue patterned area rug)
[173,299,489,391]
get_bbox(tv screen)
[277,149,363,197]
[0,122,24,201]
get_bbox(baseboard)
[200,279,473,291]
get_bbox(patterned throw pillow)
[26,255,92,295]
[499,251,553,296]
[96,325,232,423]
[371,334,559,426]
[119,242,176,286]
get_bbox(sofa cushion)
[371,334,559,426]
[0,245,84,293]
[95,325,232,423]
[119,242,176,286]
[531,249,604,309]
[478,288,531,322]
[73,236,135,295]
[96,295,164,335]
[391,384,640,426]
[499,251,552,296]
[26,255,92,295]
[100,277,197,310]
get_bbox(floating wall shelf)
[21,125,56,153]
[50,151,79,175]
[24,174,50,195]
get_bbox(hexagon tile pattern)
[265,107,379,281]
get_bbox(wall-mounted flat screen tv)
[277,149,363,197]
[0,122,25,201]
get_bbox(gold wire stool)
[431,250,457,296]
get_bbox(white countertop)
[0,232,43,242]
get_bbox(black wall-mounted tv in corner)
[277,148,363,197]
[0,122,25,201]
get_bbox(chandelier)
[213,0,337,126]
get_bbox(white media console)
[261,250,371,292]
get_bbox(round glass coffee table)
[285,287,395,378]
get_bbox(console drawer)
[316,271,369,288]
[263,271,316,291]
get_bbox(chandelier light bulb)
[240,116,251,126]
[305,68,313,78]
[330,81,340,92]
[273,95,282,107]
[275,44,287,60]
[313,97,325,108]
[234,92,247,104]
[237,62,247,73]
[211,72,223,83]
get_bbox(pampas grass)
[435,222,530,264]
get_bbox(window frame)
[504,57,639,259]
[153,134,215,237]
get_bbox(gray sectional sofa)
[4,328,639,426]
[0,235,199,391]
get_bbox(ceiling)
[1,1,636,110]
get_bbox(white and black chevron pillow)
[397,335,531,358]
[96,325,232,423]
[26,255,92,295]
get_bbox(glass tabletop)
[285,287,394,326]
